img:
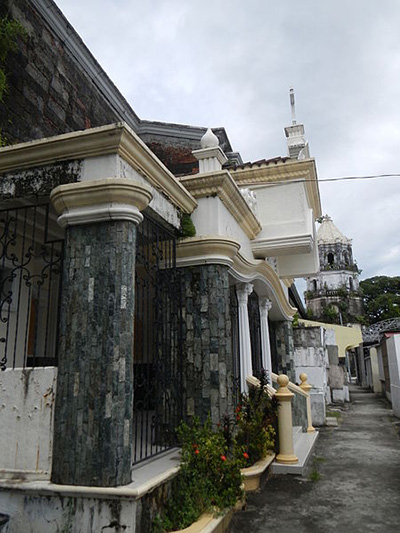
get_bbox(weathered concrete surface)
[230,386,400,533]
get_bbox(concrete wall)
[387,334,400,418]
[293,326,327,425]
[0,490,138,532]
[0,368,57,477]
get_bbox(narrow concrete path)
[229,386,400,533]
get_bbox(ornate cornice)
[0,123,197,214]
[231,159,321,218]
[230,252,296,320]
[179,170,262,239]
[251,233,314,258]
[176,235,241,267]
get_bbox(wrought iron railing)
[362,317,400,343]
[132,214,183,464]
[0,204,63,370]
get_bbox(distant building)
[305,215,363,325]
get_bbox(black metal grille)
[248,291,262,375]
[133,214,183,464]
[0,204,63,370]
[229,285,240,401]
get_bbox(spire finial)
[290,87,296,125]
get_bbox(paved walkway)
[229,386,400,533]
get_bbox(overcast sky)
[55,0,400,286]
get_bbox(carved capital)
[236,282,254,306]
[50,178,152,228]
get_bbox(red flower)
[220,455,226,461]
[195,449,199,455]
[235,405,242,413]
[243,452,249,459]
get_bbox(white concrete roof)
[317,215,351,245]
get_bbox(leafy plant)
[308,456,325,482]
[234,369,278,467]
[158,417,243,531]
[0,16,26,101]
[0,15,26,146]
[321,304,339,324]
[180,213,196,238]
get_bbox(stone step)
[270,428,319,476]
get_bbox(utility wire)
[254,174,400,185]
[319,173,400,182]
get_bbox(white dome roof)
[317,215,351,245]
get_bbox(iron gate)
[133,214,183,464]
[248,291,262,375]
[0,204,63,370]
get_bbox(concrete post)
[299,373,316,433]
[275,374,298,464]
[50,178,152,487]
[259,298,272,380]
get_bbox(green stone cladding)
[180,264,234,427]
[51,220,136,487]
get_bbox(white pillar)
[236,283,254,392]
[259,298,272,381]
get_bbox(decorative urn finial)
[200,128,219,149]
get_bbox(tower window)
[327,252,334,266]
[349,277,353,291]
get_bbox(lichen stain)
[36,445,40,471]
[100,500,127,532]
[43,385,55,408]
[101,520,127,532]
[21,367,33,400]
[0,160,81,200]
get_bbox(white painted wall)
[253,182,308,239]
[191,196,253,258]
[80,154,181,229]
[250,181,319,277]
[0,490,138,532]
[387,334,400,418]
[0,368,57,477]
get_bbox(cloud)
[54,0,400,282]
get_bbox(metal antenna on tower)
[290,87,296,125]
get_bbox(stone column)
[50,178,152,487]
[259,298,272,380]
[236,283,254,392]
[180,264,233,427]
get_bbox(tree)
[360,276,400,325]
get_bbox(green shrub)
[180,213,196,238]
[159,417,243,531]
[234,369,278,467]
